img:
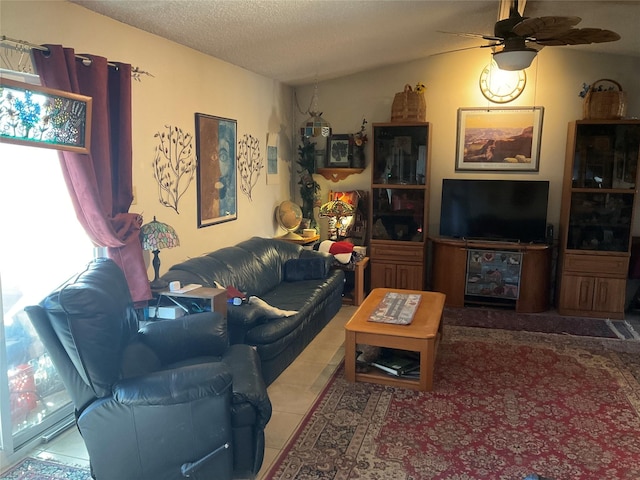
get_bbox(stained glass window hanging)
[0,78,92,153]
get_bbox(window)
[1,142,94,450]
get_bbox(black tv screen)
[439,179,549,243]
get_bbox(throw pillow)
[318,240,353,264]
[284,257,328,281]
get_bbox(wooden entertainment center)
[431,237,551,313]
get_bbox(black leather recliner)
[25,258,271,480]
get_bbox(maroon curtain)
[33,45,151,303]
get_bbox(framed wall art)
[0,77,92,153]
[327,134,351,167]
[455,107,544,172]
[266,132,279,185]
[195,113,237,227]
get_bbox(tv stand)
[431,237,551,313]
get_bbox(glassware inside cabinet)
[567,191,634,252]
[371,187,425,242]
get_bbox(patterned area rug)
[0,458,91,480]
[444,306,640,340]
[266,326,640,480]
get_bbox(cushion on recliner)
[283,257,328,281]
[120,342,161,378]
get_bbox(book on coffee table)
[368,292,421,325]
[370,353,420,376]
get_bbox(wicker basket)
[391,84,426,122]
[583,79,627,120]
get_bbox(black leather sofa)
[26,258,271,480]
[161,236,345,385]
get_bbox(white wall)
[1,0,295,277]
[297,46,640,237]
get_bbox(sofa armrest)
[220,344,272,429]
[139,312,228,364]
[113,363,232,406]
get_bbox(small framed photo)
[327,134,351,167]
[456,106,544,172]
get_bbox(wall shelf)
[316,168,364,182]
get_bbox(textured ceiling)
[71,0,640,86]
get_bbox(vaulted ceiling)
[72,0,640,86]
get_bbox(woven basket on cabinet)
[583,79,627,120]
[391,84,426,122]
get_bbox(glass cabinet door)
[373,124,428,185]
[371,188,425,242]
[567,192,634,252]
[565,122,640,253]
[572,123,639,189]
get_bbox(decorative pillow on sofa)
[284,257,328,282]
[318,240,354,264]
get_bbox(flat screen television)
[439,179,549,243]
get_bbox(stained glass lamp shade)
[140,216,179,289]
[300,111,332,139]
[319,199,355,241]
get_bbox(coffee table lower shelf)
[354,340,440,390]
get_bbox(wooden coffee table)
[344,288,446,391]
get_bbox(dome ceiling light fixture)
[440,0,621,71]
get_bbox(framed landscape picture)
[456,107,544,172]
[327,134,351,167]
[195,113,237,227]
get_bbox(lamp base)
[149,249,168,291]
[150,278,169,291]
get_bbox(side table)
[152,286,227,320]
[275,234,319,246]
[336,257,369,306]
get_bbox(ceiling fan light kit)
[492,48,537,71]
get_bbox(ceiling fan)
[442,0,621,70]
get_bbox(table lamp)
[319,199,355,241]
[140,216,179,290]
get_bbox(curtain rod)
[1,35,153,81]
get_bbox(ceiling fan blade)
[437,30,502,42]
[534,27,621,46]
[512,16,581,37]
[430,43,500,57]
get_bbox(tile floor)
[3,305,355,479]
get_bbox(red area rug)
[266,326,640,480]
[444,306,640,339]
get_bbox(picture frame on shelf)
[455,106,544,172]
[195,113,238,228]
[327,134,351,167]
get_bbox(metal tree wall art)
[153,125,196,213]
[237,133,264,201]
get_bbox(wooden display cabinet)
[369,122,430,290]
[557,120,640,319]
